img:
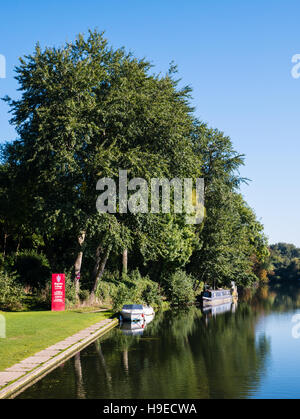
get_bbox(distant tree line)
[0,30,270,309]
[269,243,300,281]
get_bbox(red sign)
[51,274,65,311]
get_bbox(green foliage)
[0,30,271,308]
[95,272,118,305]
[269,243,300,281]
[189,124,270,288]
[111,283,130,312]
[96,268,163,312]
[78,289,90,303]
[11,250,51,291]
[164,270,199,306]
[0,270,25,310]
[64,273,77,307]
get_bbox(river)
[17,281,300,399]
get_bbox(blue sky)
[0,0,299,245]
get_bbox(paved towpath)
[0,317,118,399]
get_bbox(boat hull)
[120,305,155,322]
[121,310,144,322]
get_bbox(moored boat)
[201,289,233,306]
[120,304,155,322]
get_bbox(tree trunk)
[16,236,21,255]
[122,248,128,275]
[74,231,86,299]
[94,341,112,392]
[3,232,8,258]
[90,245,111,301]
[92,244,102,283]
[123,350,129,374]
[74,353,85,399]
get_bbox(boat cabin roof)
[122,304,143,310]
[204,289,231,294]
[206,289,230,292]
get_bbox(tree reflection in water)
[17,282,300,399]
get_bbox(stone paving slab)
[46,342,73,350]
[0,317,118,398]
[5,364,33,372]
[68,333,92,340]
[0,372,25,386]
[68,331,92,337]
[86,327,102,331]
[34,349,61,357]
[19,356,51,364]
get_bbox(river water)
[17,282,300,399]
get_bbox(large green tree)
[2,30,200,295]
[188,123,269,288]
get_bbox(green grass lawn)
[0,309,113,371]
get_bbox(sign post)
[51,274,65,311]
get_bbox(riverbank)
[15,283,300,399]
[0,314,118,399]
[0,309,113,371]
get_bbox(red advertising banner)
[51,274,65,311]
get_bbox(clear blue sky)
[0,0,299,246]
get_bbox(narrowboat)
[202,289,233,306]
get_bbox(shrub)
[78,289,90,303]
[95,268,163,312]
[96,281,117,305]
[112,282,131,312]
[12,250,51,291]
[0,270,25,311]
[64,273,77,307]
[164,270,197,306]
[35,281,52,307]
[141,281,161,306]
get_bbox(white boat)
[120,304,155,322]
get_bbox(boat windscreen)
[122,304,143,310]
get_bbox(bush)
[78,289,90,303]
[164,270,197,306]
[112,282,131,312]
[12,250,51,291]
[0,270,25,311]
[35,281,52,307]
[95,268,163,312]
[64,273,77,307]
[96,281,117,305]
[141,281,161,306]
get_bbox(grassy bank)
[0,309,113,371]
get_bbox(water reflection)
[202,300,237,317]
[74,353,86,399]
[17,282,300,399]
[120,314,155,336]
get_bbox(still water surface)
[18,282,300,399]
